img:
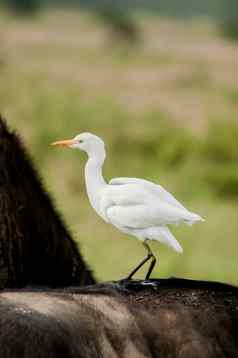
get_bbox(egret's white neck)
[84,151,106,215]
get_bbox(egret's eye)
[78,139,83,144]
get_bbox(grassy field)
[1,9,238,284]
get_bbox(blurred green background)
[1,0,238,284]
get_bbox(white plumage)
[52,132,204,279]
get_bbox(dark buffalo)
[0,116,95,288]
[0,278,237,358]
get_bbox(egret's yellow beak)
[51,139,76,147]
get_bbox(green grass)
[1,9,238,284]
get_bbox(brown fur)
[0,116,95,287]
[0,278,237,358]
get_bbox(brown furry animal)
[0,278,237,358]
[0,116,95,287]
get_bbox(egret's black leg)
[127,253,152,279]
[144,241,157,280]
[127,240,157,280]
[145,255,156,280]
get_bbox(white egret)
[52,133,204,279]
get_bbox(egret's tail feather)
[154,226,183,253]
[185,212,205,226]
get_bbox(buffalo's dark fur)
[0,278,237,358]
[0,116,95,287]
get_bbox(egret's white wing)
[101,183,154,211]
[100,184,196,229]
[109,177,187,211]
[106,203,192,229]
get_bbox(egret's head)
[51,132,106,159]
